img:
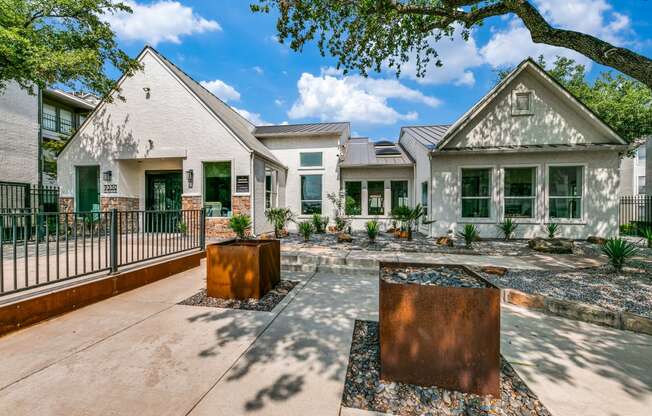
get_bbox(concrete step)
[281,263,317,273]
[316,264,378,276]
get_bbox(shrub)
[601,238,638,272]
[366,219,380,242]
[497,218,518,240]
[457,224,479,248]
[312,214,328,233]
[327,192,350,232]
[334,216,348,232]
[265,208,294,238]
[298,221,314,242]
[177,221,188,234]
[546,223,559,239]
[228,214,251,240]
[641,227,652,249]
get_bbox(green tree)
[0,0,141,97]
[251,0,652,89]
[498,56,652,146]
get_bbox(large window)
[204,162,231,217]
[421,181,429,217]
[368,181,384,215]
[461,168,491,218]
[504,167,536,218]
[391,181,408,212]
[301,175,322,214]
[265,174,272,209]
[300,152,323,168]
[345,181,362,215]
[638,176,646,195]
[549,166,583,219]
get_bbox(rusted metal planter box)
[379,262,501,396]
[206,239,280,300]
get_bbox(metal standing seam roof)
[400,125,451,150]
[253,122,349,137]
[147,47,285,167]
[340,137,414,167]
[437,142,627,153]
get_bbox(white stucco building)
[57,48,628,239]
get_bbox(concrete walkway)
[0,261,649,415]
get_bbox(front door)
[76,166,99,212]
[145,171,182,231]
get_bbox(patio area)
[0,259,650,415]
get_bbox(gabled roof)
[400,125,451,150]
[434,58,626,151]
[340,137,413,167]
[146,47,284,167]
[253,122,349,137]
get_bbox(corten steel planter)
[206,239,280,300]
[379,262,501,396]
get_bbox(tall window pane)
[421,181,428,217]
[391,181,408,212]
[504,167,536,218]
[368,181,384,215]
[549,166,582,219]
[42,103,56,131]
[59,108,73,134]
[461,168,491,218]
[265,175,272,209]
[204,162,231,217]
[345,181,362,215]
[300,152,323,167]
[301,175,322,214]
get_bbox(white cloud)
[288,70,440,125]
[481,0,631,68]
[199,79,240,102]
[252,66,264,75]
[232,107,270,126]
[274,99,285,106]
[106,1,220,46]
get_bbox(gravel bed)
[178,280,299,312]
[480,263,652,319]
[342,320,551,416]
[381,265,489,288]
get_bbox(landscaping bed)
[178,280,298,312]
[342,320,551,416]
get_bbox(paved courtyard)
[0,259,650,415]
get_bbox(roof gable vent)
[375,147,401,156]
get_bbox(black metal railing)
[0,209,205,296]
[619,195,652,235]
[0,182,59,212]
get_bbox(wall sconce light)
[143,87,151,99]
[186,169,194,188]
[103,170,112,182]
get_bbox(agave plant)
[298,221,314,242]
[312,214,328,234]
[228,214,251,240]
[546,223,559,239]
[601,238,638,272]
[366,219,380,242]
[641,227,652,249]
[497,218,518,240]
[457,224,480,248]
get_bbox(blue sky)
[104,0,652,141]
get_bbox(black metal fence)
[0,182,60,213]
[619,195,652,235]
[0,209,205,296]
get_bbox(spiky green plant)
[366,219,380,242]
[312,214,328,233]
[228,214,251,240]
[457,224,479,248]
[546,223,559,239]
[298,221,314,242]
[601,238,638,272]
[641,227,652,249]
[265,208,294,238]
[497,218,518,240]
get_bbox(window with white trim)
[461,168,491,218]
[368,181,384,215]
[421,181,428,217]
[299,152,323,168]
[512,90,533,116]
[504,167,536,218]
[301,174,322,214]
[548,166,583,219]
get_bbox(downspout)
[428,152,433,237]
[249,152,255,237]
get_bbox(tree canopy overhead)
[251,0,652,89]
[0,0,141,97]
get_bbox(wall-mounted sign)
[103,184,117,194]
[236,176,249,193]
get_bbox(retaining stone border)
[502,288,652,336]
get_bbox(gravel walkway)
[342,320,551,416]
[178,280,298,312]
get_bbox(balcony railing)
[42,113,73,134]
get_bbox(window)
[345,181,362,215]
[504,167,536,218]
[265,175,272,209]
[512,91,533,116]
[421,181,429,217]
[368,181,384,215]
[548,166,583,219]
[638,146,646,162]
[638,176,646,195]
[59,108,73,134]
[204,162,231,217]
[42,104,57,131]
[461,168,492,218]
[300,152,323,168]
[391,181,409,212]
[301,175,322,214]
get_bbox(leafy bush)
[177,221,188,234]
[601,238,638,272]
[366,219,380,242]
[546,223,559,239]
[312,214,328,233]
[327,192,350,232]
[641,227,652,249]
[228,214,251,240]
[497,218,518,240]
[457,224,479,248]
[298,221,314,242]
[334,216,348,232]
[619,223,637,236]
[265,208,294,238]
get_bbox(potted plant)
[366,219,380,243]
[265,208,294,238]
[206,214,280,300]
